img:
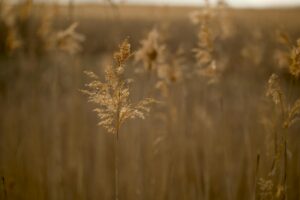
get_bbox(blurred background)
[0,0,300,200]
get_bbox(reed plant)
[82,39,155,200]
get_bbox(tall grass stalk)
[82,39,155,200]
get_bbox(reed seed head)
[266,74,283,106]
[82,39,156,134]
[289,39,300,78]
[135,28,165,72]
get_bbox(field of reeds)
[1,1,300,200]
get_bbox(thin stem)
[254,154,260,200]
[270,130,278,175]
[68,0,74,22]
[114,129,119,200]
[114,63,122,200]
[283,138,287,200]
[278,93,285,121]
[2,176,7,200]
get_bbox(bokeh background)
[0,0,300,200]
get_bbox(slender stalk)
[253,154,260,200]
[68,0,74,22]
[114,90,121,200]
[115,88,121,200]
[278,93,285,121]
[2,176,7,200]
[114,130,119,200]
[283,138,287,200]
[270,130,278,174]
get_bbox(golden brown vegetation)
[0,1,300,200]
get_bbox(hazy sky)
[54,0,300,7]
[125,0,300,7]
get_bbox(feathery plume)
[190,2,219,82]
[0,0,22,54]
[284,99,300,128]
[82,39,155,136]
[135,28,165,73]
[55,22,85,55]
[266,74,284,106]
[289,39,300,78]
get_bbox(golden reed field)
[1,0,300,200]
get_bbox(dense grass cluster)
[0,1,300,200]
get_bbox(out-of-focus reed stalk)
[259,37,300,197]
[1,176,7,200]
[190,0,220,84]
[0,0,84,57]
[68,0,74,22]
[253,154,260,200]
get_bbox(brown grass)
[0,1,300,200]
